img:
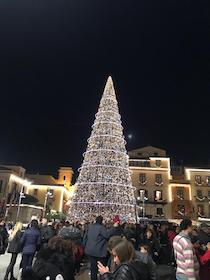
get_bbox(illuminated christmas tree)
[68,76,136,222]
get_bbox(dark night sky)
[0,0,209,180]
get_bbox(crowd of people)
[0,216,210,280]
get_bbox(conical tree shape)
[68,77,136,222]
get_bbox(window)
[157,208,163,216]
[154,190,162,201]
[138,189,148,199]
[22,187,25,193]
[63,176,66,180]
[139,173,146,184]
[208,190,210,198]
[154,152,158,156]
[177,188,184,199]
[156,160,161,167]
[198,205,204,215]
[196,190,203,199]
[33,189,38,196]
[195,175,202,184]
[155,174,162,184]
[178,204,185,214]
[138,152,142,156]
[206,176,210,186]
[0,180,3,193]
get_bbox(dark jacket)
[198,229,210,245]
[0,225,8,254]
[141,237,160,259]
[136,251,157,280]
[21,227,41,254]
[40,225,55,244]
[32,247,75,280]
[100,260,149,280]
[84,223,115,257]
[7,230,23,253]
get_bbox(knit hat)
[58,226,82,243]
[113,215,120,224]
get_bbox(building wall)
[27,185,65,212]
[185,169,210,218]
[130,157,171,219]
[169,183,193,219]
[129,146,166,159]
[56,167,73,188]
[7,205,42,223]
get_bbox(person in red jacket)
[199,242,210,280]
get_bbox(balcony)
[129,160,151,167]
[136,198,167,205]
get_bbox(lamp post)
[16,186,25,222]
[137,190,148,218]
[43,191,53,218]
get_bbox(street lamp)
[43,191,53,218]
[16,186,25,222]
[137,190,148,218]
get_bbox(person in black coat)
[40,218,55,249]
[4,222,23,280]
[141,229,160,263]
[84,216,118,280]
[21,236,75,280]
[20,219,41,270]
[0,219,9,255]
[98,239,149,280]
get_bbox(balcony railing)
[129,160,151,167]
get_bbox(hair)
[48,236,77,258]
[140,243,150,252]
[48,236,64,253]
[30,219,39,229]
[112,239,136,264]
[96,216,103,224]
[107,236,123,253]
[180,219,192,231]
[9,222,23,241]
[191,236,199,245]
[145,229,153,238]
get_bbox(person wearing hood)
[98,239,149,280]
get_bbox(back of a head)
[200,222,208,229]
[58,226,82,243]
[42,218,48,226]
[112,239,135,264]
[108,236,123,252]
[180,218,192,231]
[31,219,39,229]
[96,216,103,224]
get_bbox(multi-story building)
[129,146,210,220]
[0,165,74,222]
[169,173,193,220]
[129,146,171,219]
[26,167,74,214]
[185,168,210,219]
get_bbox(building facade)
[0,165,74,222]
[129,146,171,219]
[185,168,210,219]
[129,146,210,220]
